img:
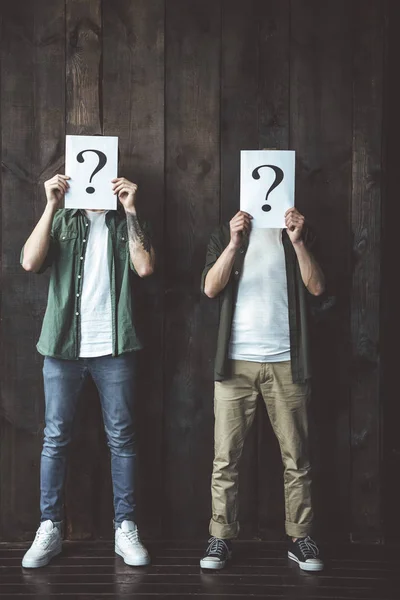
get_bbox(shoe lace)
[34,528,53,548]
[298,536,319,559]
[123,528,140,545]
[206,537,230,557]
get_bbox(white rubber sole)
[115,545,150,566]
[200,552,232,570]
[22,544,62,569]
[288,551,324,572]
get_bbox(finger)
[286,213,304,223]
[54,175,67,184]
[232,222,249,233]
[54,178,68,191]
[53,180,67,192]
[116,187,133,197]
[232,215,251,226]
[286,218,303,229]
[287,209,304,222]
[231,221,249,229]
[231,222,246,230]
[231,221,248,231]
[284,216,294,227]
[115,184,137,194]
[285,220,297,231]
[234,212,252,222]
[285,209,301,221]
[112,183,127,192]
[112,180,133,189]
[52,184,66,195]
[58,175,70,180]
[113,184,131,194]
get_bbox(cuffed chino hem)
[209,519,239,540]
[285,520,313,539]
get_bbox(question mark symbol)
[252,165,284,212]
[77,150,108,194]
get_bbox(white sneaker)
[22,520,62,568]
[115,520,150,566]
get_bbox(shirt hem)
[228,352,291,363]
[36,343,143,360]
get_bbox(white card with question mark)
[65,135,118,210]
[240,150,295,228]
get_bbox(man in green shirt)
[20,173,155,569]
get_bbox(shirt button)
[78,275,81,279]
[80,256,83,260]
[235,271,239,275]
[240,249,244,254]
[62,236,66,240]
[76,293,80,297]
[83,239,86,243]
[76,312,79,316]
[85,223,89,227]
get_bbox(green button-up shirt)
[201,224,328,384]
[21,208,144,360]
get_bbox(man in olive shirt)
[200,209,326,572]
[21,173,155,569]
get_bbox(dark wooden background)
[0,0,396,543]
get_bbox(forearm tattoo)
[126,213,152,254]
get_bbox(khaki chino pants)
[210,360,313,539]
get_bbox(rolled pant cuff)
[285,520,313,539]
[209,519,239,540]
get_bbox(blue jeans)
[40,353,136,527]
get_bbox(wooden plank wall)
[350,0,384,542]
[0,0,388,542]
[290,0,354,539]
[382,0,400,543]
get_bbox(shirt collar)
[69,202,125,219]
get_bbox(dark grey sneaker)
[200,537,232,570]
[288,536,324,571]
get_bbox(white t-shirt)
[229,228,291,362]
[79,210,113,358]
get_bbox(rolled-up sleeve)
[200,227,225,296]
[302,226,336,321]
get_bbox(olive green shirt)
[21,208,145,359]
[201,224,328,383]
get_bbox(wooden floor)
[0,540,398,599]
